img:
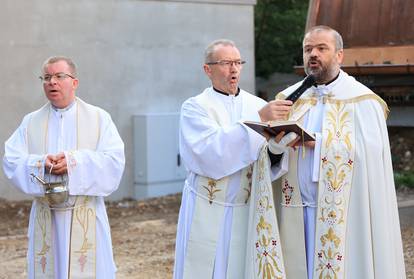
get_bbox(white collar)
[51,100,76,116]
[313,70,344,96]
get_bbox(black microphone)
[285,75,316,103]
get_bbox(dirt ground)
[0,192,413,279]
[0,195,180,279]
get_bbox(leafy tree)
[255,0,309,77]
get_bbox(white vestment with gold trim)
[3,97,125,279]
[274,70,406,279]
[173,87,288,279]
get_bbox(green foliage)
[255,0,309,77]
[394,171,414,189]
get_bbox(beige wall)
[0,0,256,200]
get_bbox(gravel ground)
[0,192,413,279]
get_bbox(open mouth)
[309,60,320,67]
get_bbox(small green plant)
[394,171,414,189]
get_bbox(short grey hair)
[305,25,343,51]
[42,56,77,76]
[204,39,236,63]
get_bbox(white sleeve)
[66,111,125,196]
[2,115,45,196]
[269,151,289,181]
[179,99,266,180]
[312,132,323,182]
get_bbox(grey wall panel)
[0,0,256,200]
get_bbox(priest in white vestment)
[272,26,406,279]
[173,39,298,279]
[3,56,125,279]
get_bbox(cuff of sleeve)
[27,155,46,194]
[268,139,287,155]
[64,150,83,194]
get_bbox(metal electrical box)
[133,113,187,199]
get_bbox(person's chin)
[229,81,238,90]
[47,96,62,106]
[307,67,321,76]
[228,86,238,95]
[47,96,59,103]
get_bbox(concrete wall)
[0,0,256,200]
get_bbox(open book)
[243,120,315,141]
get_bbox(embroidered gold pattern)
[315,101,355,279]
[36,206,51,273]
[244,165,253,204]
[74,197,95,272]
[255,216,283,279]
[203,179,222,204]
[253,149,285,279]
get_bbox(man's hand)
[293,140,316,148]
[263,131,287,142]
[45,152,68,175]
[258,100,293,122]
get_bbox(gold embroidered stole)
[245,146,286,279]
[313,100,355,279]
[276,95,363,279]
[275,98,314,279]
[28,98,100,278]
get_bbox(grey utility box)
[133,113,187,199]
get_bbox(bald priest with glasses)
[173,39,298,279]
[3,56,125,279]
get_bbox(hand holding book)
[268,132,299,154]
[244,120,315,142]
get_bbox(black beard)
[305,64,336,84]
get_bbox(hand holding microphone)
[266,75,316,154]
[285,75,316,103]
[259,75,315,122]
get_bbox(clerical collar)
[213,87,240,97]
[315,72,340,87]
[51,100,76,112]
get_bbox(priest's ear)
[336,49,344,65]
[204,64,213,79]
[71,78,79,91]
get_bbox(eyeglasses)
[206,60,246,67]
[39,72,76,83]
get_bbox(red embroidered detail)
[282,179,294,205]
[348,159,353,165]
[40,256,47,273]
[337,255,343,261]
[318,252,322,258]
[256,242,259,248]
[272,240,277,246]
[263,250,268,256]
[79,254,87,272]
[322,157,328,163]
[326,262,332,269]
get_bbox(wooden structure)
[296,0,414,115]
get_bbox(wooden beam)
[343,46,414,65]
